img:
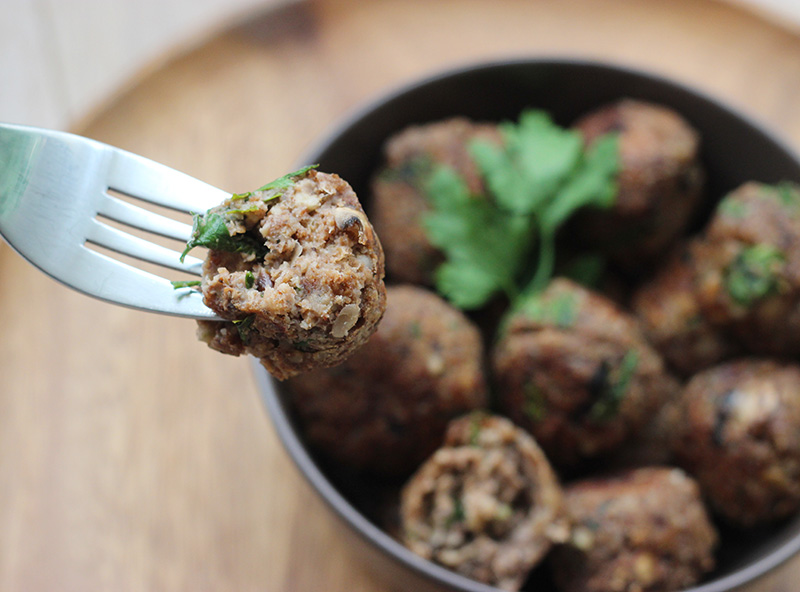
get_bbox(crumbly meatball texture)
[550,467,718,592]
[401,413,568,591]
[572,98,705,269]
[370,117,503,285]
[632,241,738,377]
[197,170,386,380]
[693,182,800,356]
[286,285,487,476]
[672,359,800,527]
[493,278,678,467]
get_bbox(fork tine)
[106,147,229,214]
[97,191,194,242]
[85,218,204,274]
[65,246,215,318]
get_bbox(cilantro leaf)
[230,164,318,200]
[180,212,267,262]
[422,165,535,309]
[724,243,785,307]
[471,110,582,215]
[418,109,620,310]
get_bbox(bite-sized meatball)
[195,168,387,380]
[493,278,679,467]
[672,359,800,527]
[693,181,800,356]
[632,241,738,377]
[550,467,718,592]
[370,117,503,285]
[286,285,487,476]
[401,412,568,591]
[572,99,705,269]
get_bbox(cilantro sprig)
[421,110,619,310]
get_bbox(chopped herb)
[230,164,318,200]
[717,196,747,218]
[468,413,483,446]
[588,350,639,422]
[517,289,580,329]
[293,340,313,352]
[180,166,318,261]
[446,497,466,527]
[180,211,268,262]
[170,279,201,289]
[420,109,619,310]
[561,253,607,288]
[233,315,256,343]
[244,271,255,289]
[724,243,785,307]
[495,503,513,522]
[523,380,547,421]
[408,321,423,339]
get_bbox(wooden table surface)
[5,0,800,590]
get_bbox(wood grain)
[4,0,800,590]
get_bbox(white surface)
[0,0,799,131]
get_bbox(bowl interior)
[260,59,800,592]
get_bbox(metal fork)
[0,122,227,319]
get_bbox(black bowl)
[254,58,800,592]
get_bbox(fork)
[0,122,227,319]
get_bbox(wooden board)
[4,0,800,590]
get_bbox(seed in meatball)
[631,241,738,377]
[571,99,705,270]
[693,181,800,356]
[370,117,503,285]
[550,467,718,592]
[401,412,568,591]
[194,168,387,380]
[493,278,679,467]
[286,285,488,476]
[672,359,800,527]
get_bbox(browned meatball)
[693,181,800,356]
[370,117,503,285]
[493,278,678,467]
[631,241,738,377]
[550,467,718,592]
[572,99,705,269]
[672,359,800,527]
[286,285,487,476]
[195,169,386,380]
[401,412,568,591]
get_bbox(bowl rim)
[258,56,800,592]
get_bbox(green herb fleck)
[408,321,423,339]
[523,380,547,421]
[468,413,483,446]
[517,290,580,329]
[170,279,201,289]
[233,315,256,344]
[589,350,639,422]
[244,271,255,289]
[718,196,747,218]
[724,244,785,307]
[446,497,466,527]
[293,340,313,352]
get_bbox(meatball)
[672,359,800,527]
[571,99,704,269]
[195,169,386,380]
[286,285,487,476]
[693,181,800,356]
[370,117,503,284]
[493,278,679,467]
[631,241,738,377]
[550,467,718,592]
[400,412,568,591]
